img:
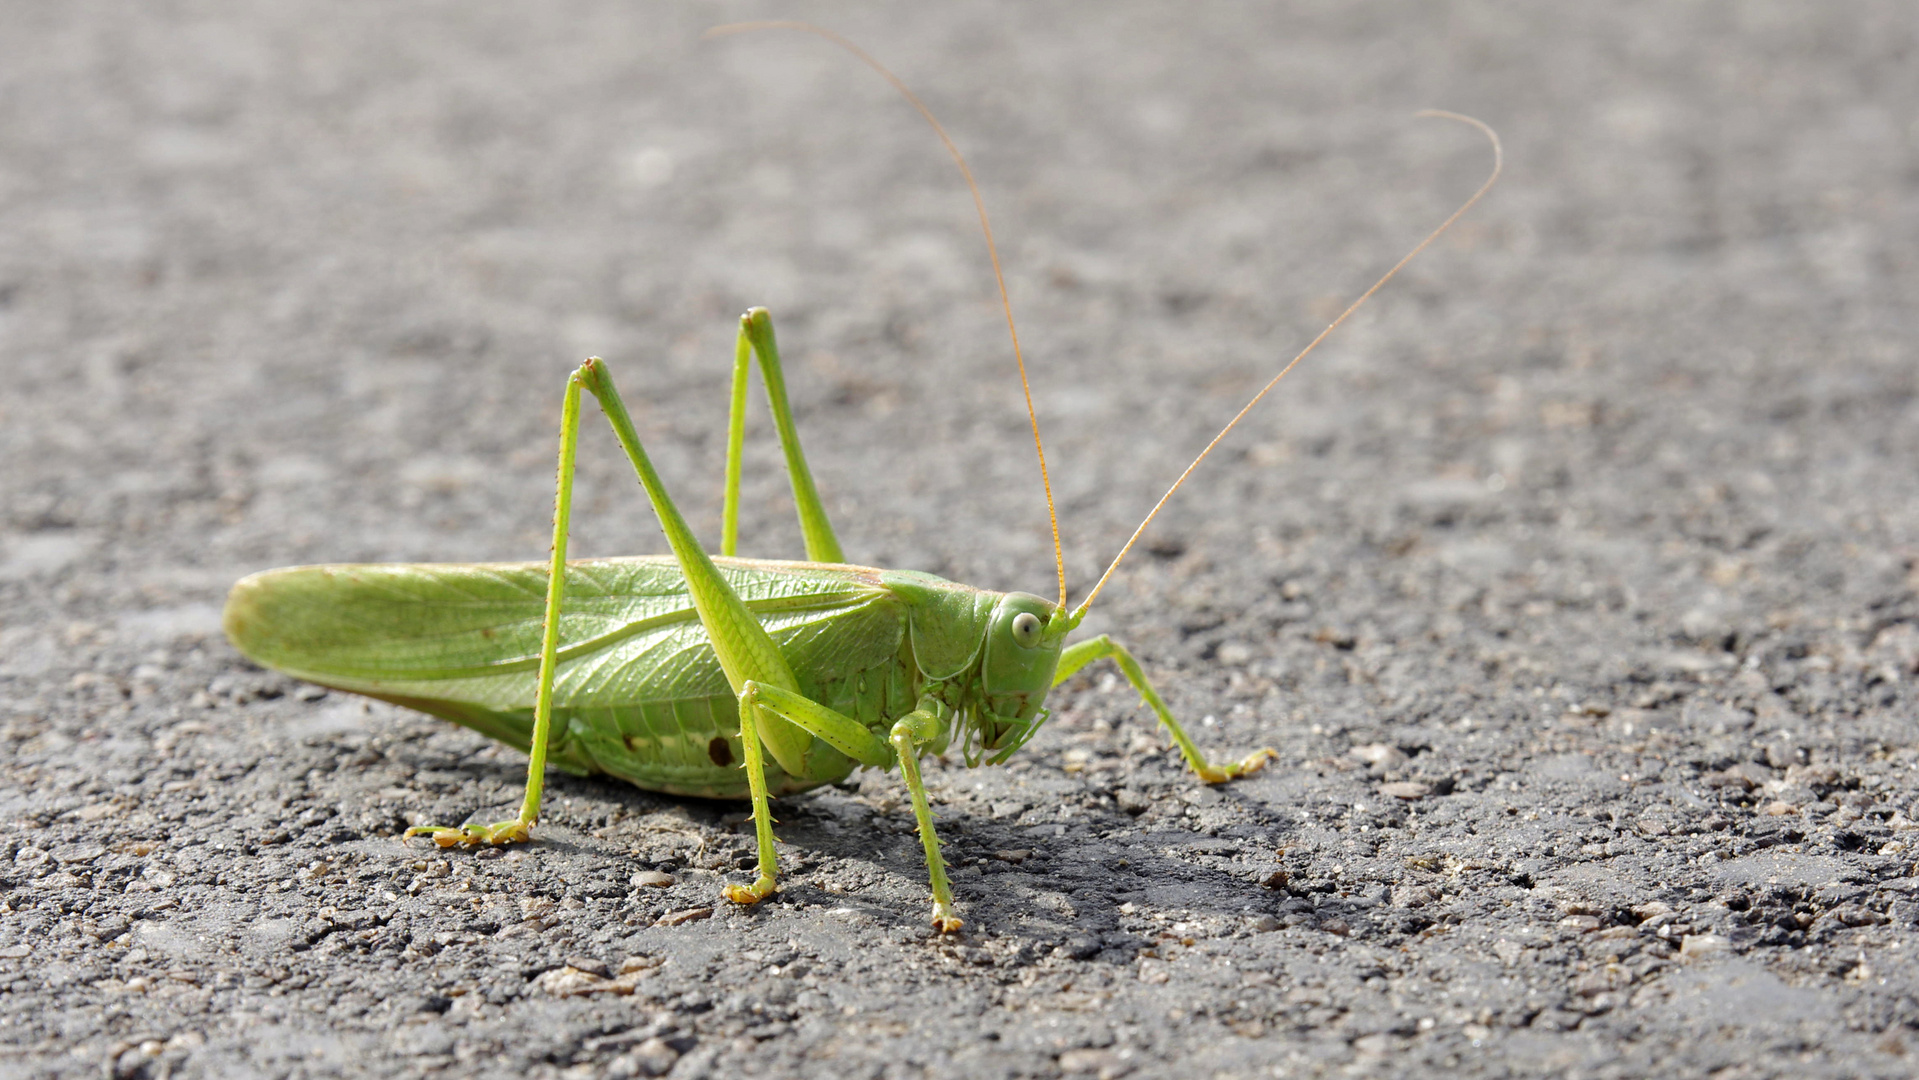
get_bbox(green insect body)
[225,557,1057,801]
[222,26,1497,932]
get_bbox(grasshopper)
[222,25,1499,932]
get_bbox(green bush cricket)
[222,24,1500,932]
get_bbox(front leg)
[1055,635,1277,784]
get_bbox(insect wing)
[224,557,902,752]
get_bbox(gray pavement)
[3,3,1918,1078]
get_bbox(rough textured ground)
[4,2,1918,1078]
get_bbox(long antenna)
[703,22,1068,609]
[1073,112,1502,620]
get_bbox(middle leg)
[726,680,894,905]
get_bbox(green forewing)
[223,556,909,797]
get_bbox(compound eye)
[1010,611,1042,648]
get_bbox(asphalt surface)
[3,3,1918,1078]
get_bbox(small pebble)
[1380,781,1432,800]
[564,956,609,977]
[655,906,713,927]
[630,870,675,889]
[1679,934,1731,959]
[51,843,107,864]
[1350,743,1409,769]
[627,1037,680,1077]
[537,967,610,997]
[1058,934,1102,960]
[1392,885,1440,908]
[1058,1048,1121,1076]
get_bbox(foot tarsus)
[1198,747,1280,785]
[931,904,963,934]
[403,819,532,848]
[724,876,778,906]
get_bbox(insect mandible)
[221,23,1501,932]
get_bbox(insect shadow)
[397,714,1367,958]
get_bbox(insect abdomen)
[564,693,818,798]
[564,640,920,798]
